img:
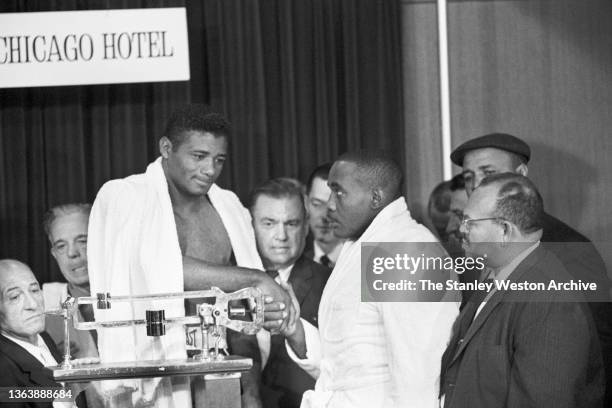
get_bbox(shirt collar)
[277,263,295,283]
[313,241,342,263]
[0,332,57,366]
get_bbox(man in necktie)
[230,178,331,408]
[452,133,612,404]
[439,173,604,408]
[304,164,344,269]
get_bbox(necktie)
[266,269,279,280]
[319,254,332,268]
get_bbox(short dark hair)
[306,163,332,194]
[480,173,543,233]
[249,178,307,218]
[336,151,403,201]
[43,203,92,240]
[449,173,465,192]
[428,180,452,213]
[163,104,231,149]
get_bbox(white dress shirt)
[313,242,342,267]
[276,264,294,284]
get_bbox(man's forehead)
[0,264,37,291]
[462,148,515,170]
[309,177,331,198]
[466,184,497,214]
[51,212,88,229]
[178,130,228,151]
[329,161,358,182]
[254,195,303,216]
[50,212,88,239]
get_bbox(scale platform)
[50,355,252,383]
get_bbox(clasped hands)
[258,278,302,338]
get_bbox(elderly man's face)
[0,262,45,344]
[252,195,308,271]
[49,211,89,287]
[162,131,228,197]
[326,161,375,240]
[459,184,504,265]
[462,148,517,196]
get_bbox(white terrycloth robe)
[88,157,264,407]
[286,198,459,408]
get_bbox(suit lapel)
[288,256,313,307]
[449,247,545,365]
[42,331,62,363]
[0,334,58,386]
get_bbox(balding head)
[460,174,543,268]
[0,260,45,345]
[479,172,544,234]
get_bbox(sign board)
[0,8,190,88]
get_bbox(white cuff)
[285,318,321,379]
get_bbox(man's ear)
[516,163,528,177]
[500,220,513,246]
[371,189,384,210]
[159,136,172,159]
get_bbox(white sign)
[0,8,190,88]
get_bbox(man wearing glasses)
[439,173,604,408]
[450,133,611,405]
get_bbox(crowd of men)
[1,105,610,408]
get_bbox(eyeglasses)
[460,216,507,231]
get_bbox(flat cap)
[450,133,531,166]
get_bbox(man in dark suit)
[440,173,604,407]
[451,133,612,404]
[231,178,331,408]
[0,259,84,407]
[303,163,344,269]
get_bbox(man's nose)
[274,224,288,240]
[446,217,459,234]
[23,290,41,310]
[67,243,79,258]
[327,195,337,213]
[200,158,215,176]
[472,175,485,191]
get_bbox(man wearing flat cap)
[451,132,612,405]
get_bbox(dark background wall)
[0,0,404,283]
[402,0,612,273]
